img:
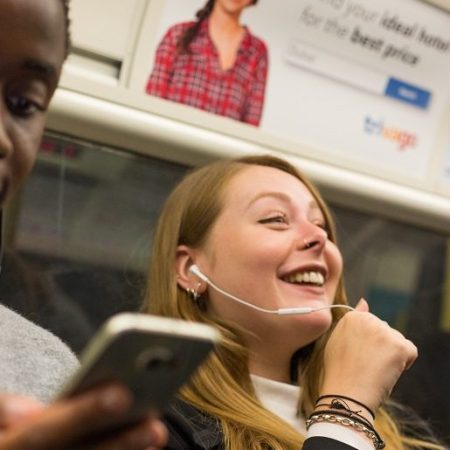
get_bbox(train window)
[1,132,188,352]
[334,206,449,443]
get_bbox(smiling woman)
[176,164,343,358]
[144,154,444,450]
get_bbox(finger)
[0,395,43,428]
[386,328,418,371]
[146,419,168,448]
[0,383,134,450]
[403,340,418,370]
[354,298,370,312]
[91,417,168,450]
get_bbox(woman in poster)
[146,0,268,127]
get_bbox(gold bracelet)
[306,413,385,449]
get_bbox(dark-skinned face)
[0,0,66,206]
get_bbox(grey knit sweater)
[0,304,78,403]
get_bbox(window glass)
[2,133,188,353]
[334,206,449,444]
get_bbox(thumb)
[0,394,43,428]
[355,298,370,312]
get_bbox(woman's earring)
[186,282,202,301]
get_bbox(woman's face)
[214,0,255,16]
[193,165,343,373]
[0,0,66,207]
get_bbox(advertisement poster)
[143,0,450,184]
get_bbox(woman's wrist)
[313,394,375,425]
[308,394,385,449]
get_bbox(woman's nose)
[301,226,327,251]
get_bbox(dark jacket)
[163,399,357,450]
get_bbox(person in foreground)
[0,0,166,448]
[144,155,444,449]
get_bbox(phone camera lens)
[136,347,176,371]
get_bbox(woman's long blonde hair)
[143,155,443,450]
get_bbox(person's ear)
[175,245,205,292]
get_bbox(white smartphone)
[56,313,220,431]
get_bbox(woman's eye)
[315,222,329,233]
[7,95,44,118]
[258,214,288,225]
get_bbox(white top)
[251,374,373,450]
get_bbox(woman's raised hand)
[320,299,418,414]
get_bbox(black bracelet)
[315,394,375,419]
[315,400,363,417]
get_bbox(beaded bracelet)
[306,412,385,450]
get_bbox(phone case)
[57,313,220,428]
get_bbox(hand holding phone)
[55,313,220,434]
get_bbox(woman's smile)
[194,164,343,334]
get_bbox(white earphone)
[189,265,354,316]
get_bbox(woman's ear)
[175,245,198,291]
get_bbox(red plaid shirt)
[146,19,268,126]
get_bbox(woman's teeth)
[283,271,325,286]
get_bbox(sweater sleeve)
[0,305,78,403]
